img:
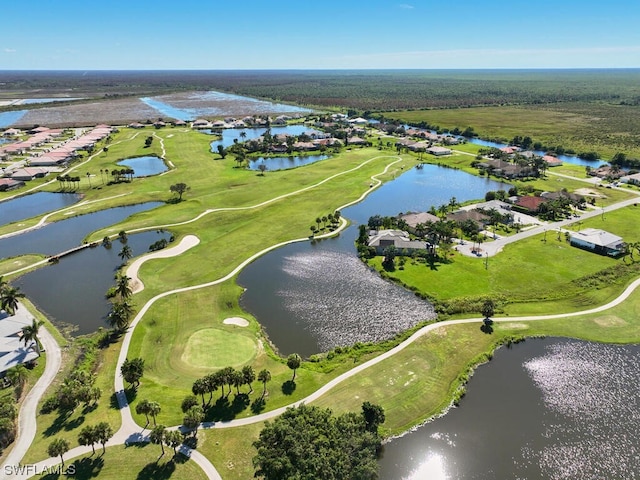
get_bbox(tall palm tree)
[21,319,45,356]
[136,399,152,426]
[1,284,25,315]
[258,369,271,398]
[118,245,133,264]
[148,401,161,426]
[114,274,132,300]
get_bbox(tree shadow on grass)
[43,411,84,438]
[281,380,296,395]
[250,397,266,414]
[203,394,250,422]
[40,456,105,480]
[136,459,176,480]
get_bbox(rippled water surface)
[378,338,640,479]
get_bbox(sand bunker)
[223,317,249,327]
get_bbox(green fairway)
[181,328,257,369]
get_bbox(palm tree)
[242,365,255,394]
[165,429,183,455]
[192,378,208,407]
[86,172,92,187]
[150,425,167,456]
[95,421,113,454]
[78,425,99,454]
[118,245,133,264]
[239,131,247,142]
[148,401,161,426]
[258,369,271,398]
[6,364,28,389]
[287,353,302,381]
[183,405,204,437]
[1,284,25,315]
[108,300,133,332]
[136,399,152,426]
[47,438,70,467]
[21,319,44,355]
[114,274,132,300]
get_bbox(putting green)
[181,328,258,369]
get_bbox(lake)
[238,164,511,357]
[248,155,330,171]
[209,125,322,151]
[117,155,168,177]
[0,192,81,227]
[378,337,640,479]
[0,202,163,258]
[15,229,172,335]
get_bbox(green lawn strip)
[311,323,502,435]
[367,205,640,316]
[31,443,208,480]
[22,336,122,465]
[0,255,47,277]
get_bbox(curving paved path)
[5,153,640,479]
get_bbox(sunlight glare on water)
[404,452,448,480]
[523,341,640,479]
[278,250,435,351]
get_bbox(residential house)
[0,178,25,191]
[426,146,451,156]
[620,172,640,186]
[569,228,625,257]
[513,195,550,213]
[367,229,427,255]
[0,307,39,375]
[399,212,439,231]
[10,168,49,181]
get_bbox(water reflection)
[0,192,81,227]
[378,338,640,479]
[117,155,168,177]
[404,453,448,480]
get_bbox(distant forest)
[2,69,640,111]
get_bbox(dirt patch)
[575,188,606,198]
[223,317,249,327]
[500,322,530,330]
[592,315,627,327]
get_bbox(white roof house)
[0,306,39,375]
[426,146,451,156]
[569,228,625,256]
[620,172,640,185]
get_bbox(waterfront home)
[0,178,25,191]
[569,228,625,257]
[513,195,550,213]
[399,212,439,231]
[368,229,428,255]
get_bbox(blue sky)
[1,0,639,69]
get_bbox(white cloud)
[399,3,414,9]
[3,48,16,53]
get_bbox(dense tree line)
[253,403,385,480]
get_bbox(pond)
[248,155,330,171]
[0,192,81,228]
[0,202,163,258]
[238,164,511,357]
[117,155,168,177]
[378,338,640,479]
[209,125,322,151]
[15,229,172,336]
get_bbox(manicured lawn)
[33,444,208,480]
[182,329,257,369]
